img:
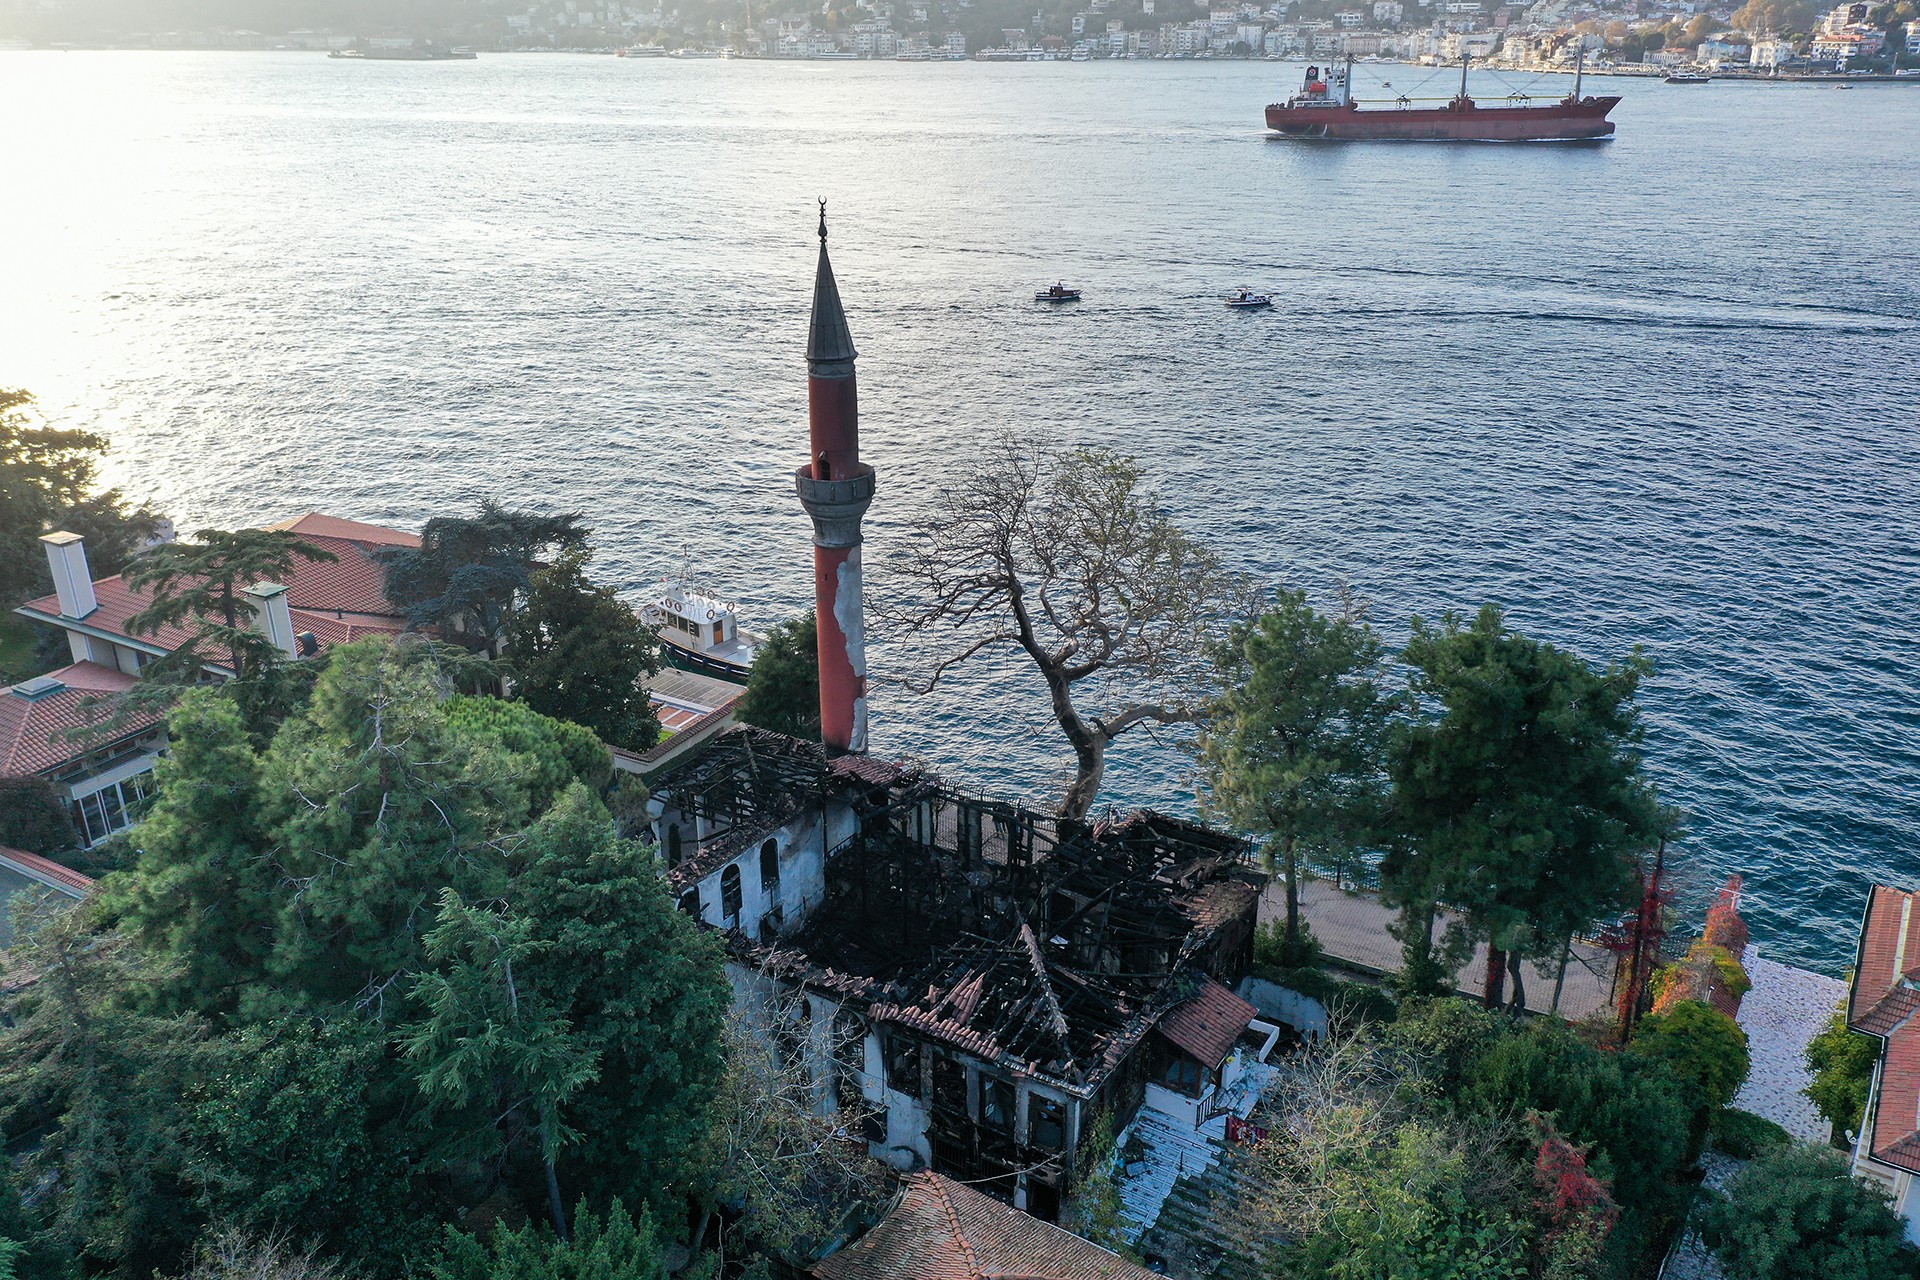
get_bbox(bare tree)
[883,432,1242,820]
[1221,1034,1530,1275]
[168,1230,350,1280]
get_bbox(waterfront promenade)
[1267,879,1619,1020]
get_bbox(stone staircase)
[1136,1140,1276,1280]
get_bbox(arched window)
[721,864,743,922]
[666,823,682,868]
[678,889,701,918]
[760,838,781,895]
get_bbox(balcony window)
[67,767,156,848]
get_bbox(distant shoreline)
[4,45,1919,84]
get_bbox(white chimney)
[244,582,299,659]
[40,531,97,619]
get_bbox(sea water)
[3,52,1916,972]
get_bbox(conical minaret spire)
[808,202,857,369]
[794,202,875,754]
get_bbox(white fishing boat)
[1224,287,1273,309]
[639,575,761,684]
[1035,282,1082,302]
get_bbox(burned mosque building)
[641,209,1276,1221]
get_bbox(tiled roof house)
[1847,883,1920,1242]
[6,514,416,847]
[813,1171,1160,1280]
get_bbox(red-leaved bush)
[1533,1115,1619,1244]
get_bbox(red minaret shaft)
[794,203,874,754]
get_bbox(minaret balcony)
[795,463,876,549]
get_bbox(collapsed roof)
[656,729,1263,1094]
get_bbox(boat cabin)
[651,578,741,651]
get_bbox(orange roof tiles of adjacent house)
[263,513,421,617]
[0,662,154,777]
[1156,977,1259,1070]
[812,1172,1160,1280]
[0,844,95,897]
[1849,884,1920,1174]
[16,513,418,662]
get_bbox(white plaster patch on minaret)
[837,547,868,752]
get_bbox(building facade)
[1847,883,1920,1242]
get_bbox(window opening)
[721,864,743,922]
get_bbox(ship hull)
[1266,97,1618,142]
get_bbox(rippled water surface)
[5,52,1917,972]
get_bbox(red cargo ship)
[1266,53,1618,142]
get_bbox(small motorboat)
[1035,282,1081,302]
[1664,70,1711,84]
[1225,287,1273,309]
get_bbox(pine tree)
[101,690,271,1017]
[1198,589,1394,967]
[1382,605,1662,1010]
[508,786,729,1218]
[0,899,207,1273]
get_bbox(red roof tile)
[264,513,421,548]
[1850,885,1919,1026]
[0,662,155,777]
[1848,884,1920,1175]
[17,574,200,654]
[16,514,417,662]
[813,1173,1159,1280]
[1157,977,1258,1070]
[0,844,95,896]
[1870,1019,1920,1174]
[276,533,413,617]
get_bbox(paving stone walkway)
[1730,948,1847,1143]
[1276,880,1617,1020]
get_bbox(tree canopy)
[379,501,585,654]
[1700,1143,1920,1280]
[736,612,819,741]
[0,388,164,611]
[1381,605,1662,1009]
[121,528,338,738]
[20,638,729,1275]
[503,545,661,754]
[1804,1006,1879,1146]
[885,432,1240,819]
[1198,589,1394,966]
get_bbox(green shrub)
[1632,999,1751,1114]
[1699,1143,1920,1280]
[1805,1008,1878,1144]
[1712,1108,1791,1159]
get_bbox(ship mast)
[1573,44,1585,101]
[1459,49,1470,102]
